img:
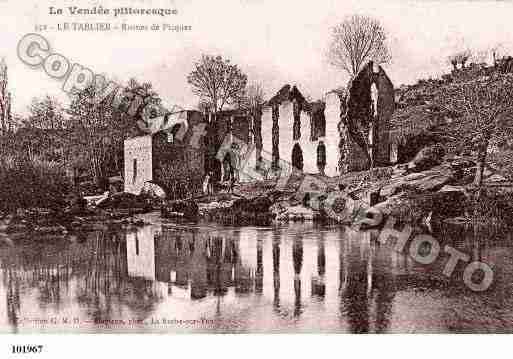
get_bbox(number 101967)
[11,345,43,354]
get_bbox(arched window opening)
[292,143,304,171]
[317,142,327,175]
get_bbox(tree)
[447,49,472,71]
[197,99,212,115]
[239,82,265,111]
[0,58,13,136]
[121,78,163,133]
[67,86,125,188]
[19,96,67,162]
[327,15,391,78]
[438,75,513,188]
[471,49,489,65]
[187,55,248,117]
[27,95,65,130]
[239,82,266,161]
[491,43,505,66]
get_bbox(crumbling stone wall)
[339,62,394,173]
[124,135,153,195]
[324,91,347,176]
[373,66,394,167]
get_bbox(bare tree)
[470,49,489,65]
[449,57,459,72]
[240,82,266,151]
[0,58,13,136]
[197,99,212,115]
[27,96,66,130]
[439,75,513,188]
[239,82,265,111]
[448,49,472,70]
[67,82,147,188]
[327,15,391,78]
[491,43,505,66]
[187,55,247,118]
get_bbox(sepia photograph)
[0,0,513,350]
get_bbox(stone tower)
[339,61,395,173]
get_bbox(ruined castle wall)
[323,92,342,177]
[298,110,318,174]
[124,135,153,195]
[261,106,273,160]
[278,101,295,169]
[262,97,345,177]
[373,69,394,167]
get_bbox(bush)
[465,188,513,227]
[0,156,70,212]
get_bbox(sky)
[1,0,513,115]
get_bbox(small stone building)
[124,110,206,196]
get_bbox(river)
[0,213,512,333]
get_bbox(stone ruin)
[259,62,395,178]
[339,61,395,173]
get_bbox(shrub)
[465,188,513,227]
[0,155,70,212]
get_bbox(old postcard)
[0,0,512,340]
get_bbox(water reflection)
[0,222,512,333]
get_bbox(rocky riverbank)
[0,192,155,237]
[167,145,513,228]
[2,146,511,235]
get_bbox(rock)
[270,201,289,216]
[141,181,166,199]
[34,224,67,234]
[408,144,445,172]
[85,191,109,206]
[411,174,453,192]
[320,191,369,224]
[443,217,471,225]
[97,192,139,209]
[392,163,409,178]
[275,205,315,222]
[372,189,467,224]
[485,173,507,184]
[380,168,454,197]
[371,192,410,218]
[439,184,469,196]
[198,200,233,214]
[391,169,408,178]
[162,200,199,220]
[447,157,475,169]
[96,192,153,212]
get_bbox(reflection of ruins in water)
[144,227,261,300]
[0,223,512,333]
[130,225,395,327]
